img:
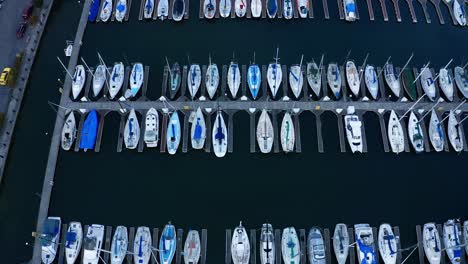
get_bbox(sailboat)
[82,224,105,264]
[387,110,404,154]
[281,227,300,264]
[448,111,463,152]
[228,61,241,98]
[79,110,99,151]
[172,0,185,21]
[220,0,232,17]
[307,61,322,97]
[184,230,201,264]
[454,66,468,99]
[206,58,219,99]
[248,63,261,100]
[423,223,442,264]
[130,63,144,98]
[109,62,125,100]
[327,63,342,100]
[401,68,417,101]
[158,0,169,20]
[384,64,401,97]
[354,224,376,264]
[266,0,278,18]
[232,222,250,264]
[188,64,202,98]
[144,108,159,148]
[378,224,397,264]
[167,111,181,155]
[110,226,128,264]
[256,109,274,153]
[124,109,140,150]
[346,60,360,97]
[364,65,378,100]
[453,0,467,26]
[283,0,293,19]
[260,224,275,264]
[160,224,177,264]
[289,56,304,99]
[297,0,309,18]
[61,112,76,151]
[204,0,217,18]
[191,108,206,149]
[251,0,262,17]
[344,0,356,21]
[429,110,444,152]
[267,49,282,98]
[443,220,462,264]
[89,0,102,22]
[213,110,228,158]
[235,0,247,17]
[99,0,113,22]
[333,224,349,264]
[41,217,61,264]
[407,112,424,153]
[169,62,181,100]
[420,67,436,101]
[438,68,454,101]
[93,64,106,97]
[308,228,326,264]
[144,0,155,18]
[280,113,295,152]
[344,114,363,153]
[115,0,127,22]
[65,222,82,264]
[134,227,152,264]
[72,65,85,100]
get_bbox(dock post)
[176,229,184,264]
[405,0,418,22]
[338,0,345,19]
[137,110,145,153]
[301,65,309,101]
[180,66,188,101]
[83,69,93,100]
[250,229,257,264]
[162,66,169,98]
[261,65,268,101]
[204,111,212,153]
[300,229,306,264]
[309,0,315,18]
[275,229,282,264]
[337,113,347,152]
[315,111,324,153]
[160,113,168,153]
[242,65,247,98]
[139,0,145,20]
[103,226,113,264]
[322,0,330,19]
[227,111,234,153]
[127,227,135,264]
[201,229,208,264]
[378,112,390,152]
[57,223,68,264]
[376,67,388,101]
[124,0,133,21]
[428,0,445,24]
[324,228,332,264]
[184,0,190,19]
[182,111,190,153]
[340,66,348,102]
[201,65,207,97]
[140,66,150,100]
[250,111,257,153]
[294,113,302,153]
[226,229,232,264]
[371,227,380,264]
[417,112,432,152]
[348,227,355,264]
[74,113,85,152]
[359,67,367,99]
[117,113,125,152]
[272,110,280,153]
[415,225,425,264]
[122,67,131,99]
[151,228,159,264]
[282,65,288,98]
[393,226,403,264]
[437,224,447,264]
[94,111,107,152]
[152,0,160,19]
[412,68,424,99]
[199,0,204,18]
[378,0,389,21]
[416,0,432,23]
[221,65,228,100]
[391,0,402,22]
[441,0,458,25]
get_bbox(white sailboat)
[327,63,342,99]
[228,61,241,98]
[184,230,201,264]
[454,66,468,99]
[124,109,140,150]
[307,61,322,97]
[134,227,152,264]
[283,0,293,19]
[354,224,377,264]
[61,112,76,151]
[191,107,206,150]
[93,65,106,97]
[280,113,295,152]
[307,228,326,264]
[213,111,228,158]
[158,0,169,19]
[344,114,363,153]
[188,64,202,99]
[219,0,232,17]
[109,62,125,99]
[346,60,360,97]
[167,111,181,155]
[384,64,401,97]
[448,111,463,152]
[251,0,262,17]
[232,222,250,264]
[130,63,144,97]
[268,49,282,98]
[41,217,61,264]
[235,0,247,17]
[65,222,82,264]
[115,0,127,22]
[365,65,379,100]
[344,0,356,21]
[100,0,113,22]
[407,112,424,153]
[453,0,467,26]
[443,220,462,264]
[144,108,159,148]
[282,227,300,264]
[378,224,397,264]
[420,67,436,101]
[332,224,349,264]
[260,224,275,264]
[82,224,105,264]
[429,110,444,152]
[289,56,304,99]
[144,0,155,18]
[423,223,442,264]
[387,110,404,154]
[297,0,309,18]
[256,109,274,153]
[204,0,217,18]
[438,68,454,101]
[110,226,128,264]
[72,65,85,100]
[206,61,219,99]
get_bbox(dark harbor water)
[1,0,468,263]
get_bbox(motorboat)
[220,0,232,17]
[172,0,185,21]
[41,217,61,264]
[280,113,295,152]
[308,228,326,264]
[454,66,468,98]
[260,224,275,264]
[191,108,206,150]
[344,0,356,21]
[213,111,228,158]
[115,0,127,22]
[387,110,404,154]
[378,224,397,264]
[251,0,262,17]
[346,61,360,97]
[354,224,376,264]
[267,62,282,98]
[428,110,444,152]
[384,64,400,98]
[364,65,378,100]
[266,0,278,18]
[184,230,201,264]
[206,63,219,99]
[79,110,99,151]
[297,0,309,18]
[144,108,159,148]
[167,111,181,155]
[454,0,467,26]
[423,223,441,264]
[130,63,144,98]
[110,226,128,264]
[144,0,154,18]
[282,227,300,264]
[232,222,250,264]
[235,0,247,17]
[257,109,274,153]
[160,224,177,264]
[248,64,261,99]
[307,61,322,97]
[407,112,424,153]
[333,224,349,264]
[204,0,217,18]
[283,0,293,19]
[169,63,181,100]
[289,64,303,98]
[420,67,436,101]
[89,0,101,22]
[124,109,140,150]
[401,69,417,101]
[188,64,201,99]
[134,227,152,264]
[82,224,105,264]
[327,63,341,99]
[109,62,125,100]
[100,0,113,22]
[61,112,76,151]
[93,64,106,97]
[72,65,85,100]
[448,111,463,152]
[228,62,241,98]
[65,222,82,264]
[438,68,454,101]
[158,0,169,20]
[443,220,462,264]
[344,114,363,153]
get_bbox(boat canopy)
[65,231,78,247]
[84,237,97,250]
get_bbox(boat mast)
[80,57,95,78]
[413,61,430,84]
[433,58,453,82]
[439,100,466,123]
[56,57,74,79]
[377,56,392,78]
[318,53,324,71]
[397,53,414,78]
[417,98,444,123]
[357,53,369,89]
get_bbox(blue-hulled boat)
[266,0,277,18]
[248,64,261,100]
[159,224,177,264]
[354,224,376,264]
[88,0,101,22]
[79,110,99,151]
[167,112,181,155]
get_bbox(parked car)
[0,68,11,86]
[16,21,27,39]
[23,4,33,20]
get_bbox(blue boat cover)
[80,110,99,150]
[194,119,202,140]
[346,3,355,13]
[267,0,278,16]
[88,0,101,22]
[65,232,77,248]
